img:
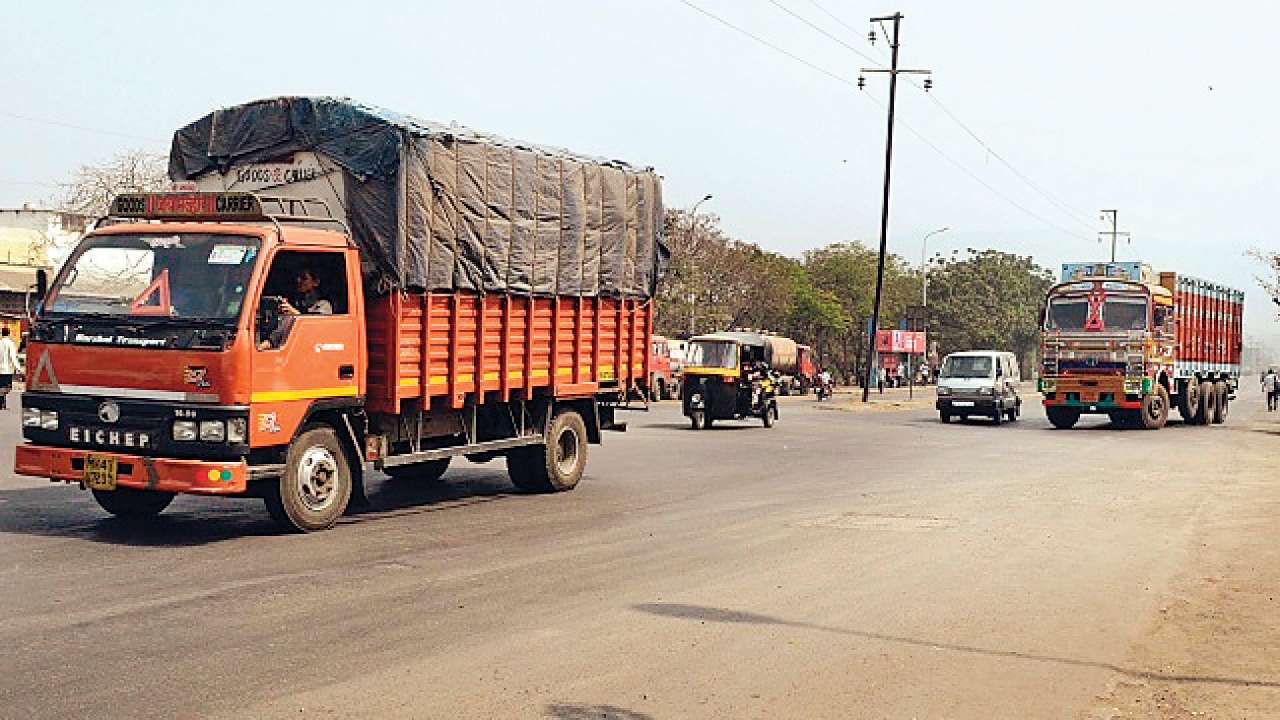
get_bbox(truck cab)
[17,193,368,528]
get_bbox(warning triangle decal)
[29,349,59,392]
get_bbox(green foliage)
[656,209,1052,382]
[925,249,1054,368]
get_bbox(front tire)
[1139,385,1170,430]
[1046,406,1080,429]
[508,408,587,493]
[689,410,705,430]
[762,402,777,427]
[265,426,352,532]
[92,487,175,519]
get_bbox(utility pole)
[858,12,932,403]
[686,194,713,337]
[1098,209,1130,262]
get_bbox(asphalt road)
[2,392,1278,719]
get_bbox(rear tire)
[384,457,451,483]
[92,487,175,519]
[1198,381,1217,427]
[1139,385,1170,430]
[1178,379,1202,424]
[1212,381,1228,424]
[507,408,587,493]
[265,426,352,532]
[762,402,777,428]
[1046,406,1080,429]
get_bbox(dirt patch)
[1085,488,1280,718]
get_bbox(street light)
[920,226,949,308]
[686,195,713,336]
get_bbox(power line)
[0,111,165,144]
[786,2,1098,233]
[676,0,1087,241]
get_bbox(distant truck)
[15,97,665,531]
[649,335,677,400]
[1039,261,1243,430]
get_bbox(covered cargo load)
[762,335,799,374]
[168,96,667,298]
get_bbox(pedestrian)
[0,327,20,409]
[1263,368,1278,412]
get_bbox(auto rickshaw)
[681,332,779,430]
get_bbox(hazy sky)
[3,1,1277,339]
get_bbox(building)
[0,206,86,331]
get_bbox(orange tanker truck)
[1039,261,1243,430]
[15,97,665,531]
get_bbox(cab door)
[248,248,362,447]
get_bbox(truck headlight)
[23,408,41,427]
[173,420,197,441]
[199,420,226,443]
[936,386,951,396]
[227,418,247,444]
[40,410,59,430]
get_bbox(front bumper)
[1040,376,1142,411]
[936,396,998,413]
[14,444,248,495]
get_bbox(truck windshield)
[941,356,992,379]
[687,341,737,369]
[1045,294,1148,331]
[46,234,260,321]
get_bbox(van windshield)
[941,356,992,379]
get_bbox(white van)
[935,351,1021,425]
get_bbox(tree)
[55,149,169,219]
[1249,249,1280,314]
[924,249,1054,369]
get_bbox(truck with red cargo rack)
[649,334,677,400]
[1039,261,1243,430]
[14,97,665,531]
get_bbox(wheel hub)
[555,428,579,475]
[297,446,339,511]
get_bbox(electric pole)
[857,12,932,403]
[1098,209,1130,262]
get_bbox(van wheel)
[508,408,587,493]
[992,403,1003,425]
[1046,406,1080,429]
[1198,381,1217,427]
[92,488,175,519]
[265,426,352,532]
[1139,385,1169,430]
[1212,381,1228,424]
[384,457,451,482]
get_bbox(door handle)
[339,364,355,380]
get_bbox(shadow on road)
[646,422,758,432]
[633,602,1280,690]
[545,703,654,720]
[0,468,522,546]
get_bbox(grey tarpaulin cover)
[169,96,667,298]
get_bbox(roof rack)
[95,192,349,236]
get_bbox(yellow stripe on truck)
[251,386,359,403]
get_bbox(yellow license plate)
[83,454,118,491]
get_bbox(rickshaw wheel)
[762,402,778,428]
[690,410,705,430]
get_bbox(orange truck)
[15,97,664,531]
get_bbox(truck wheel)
[1139,385,1169,430]
[1046,406,1080,429]
[92,488,175,519]
[1212,381,1228,424]
[654,377,666,402]
[508,408,587,493]
[1198,381,1217,427]
[384,457,451,482]
[1178,380,1201,424]
[265,426,352,532]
